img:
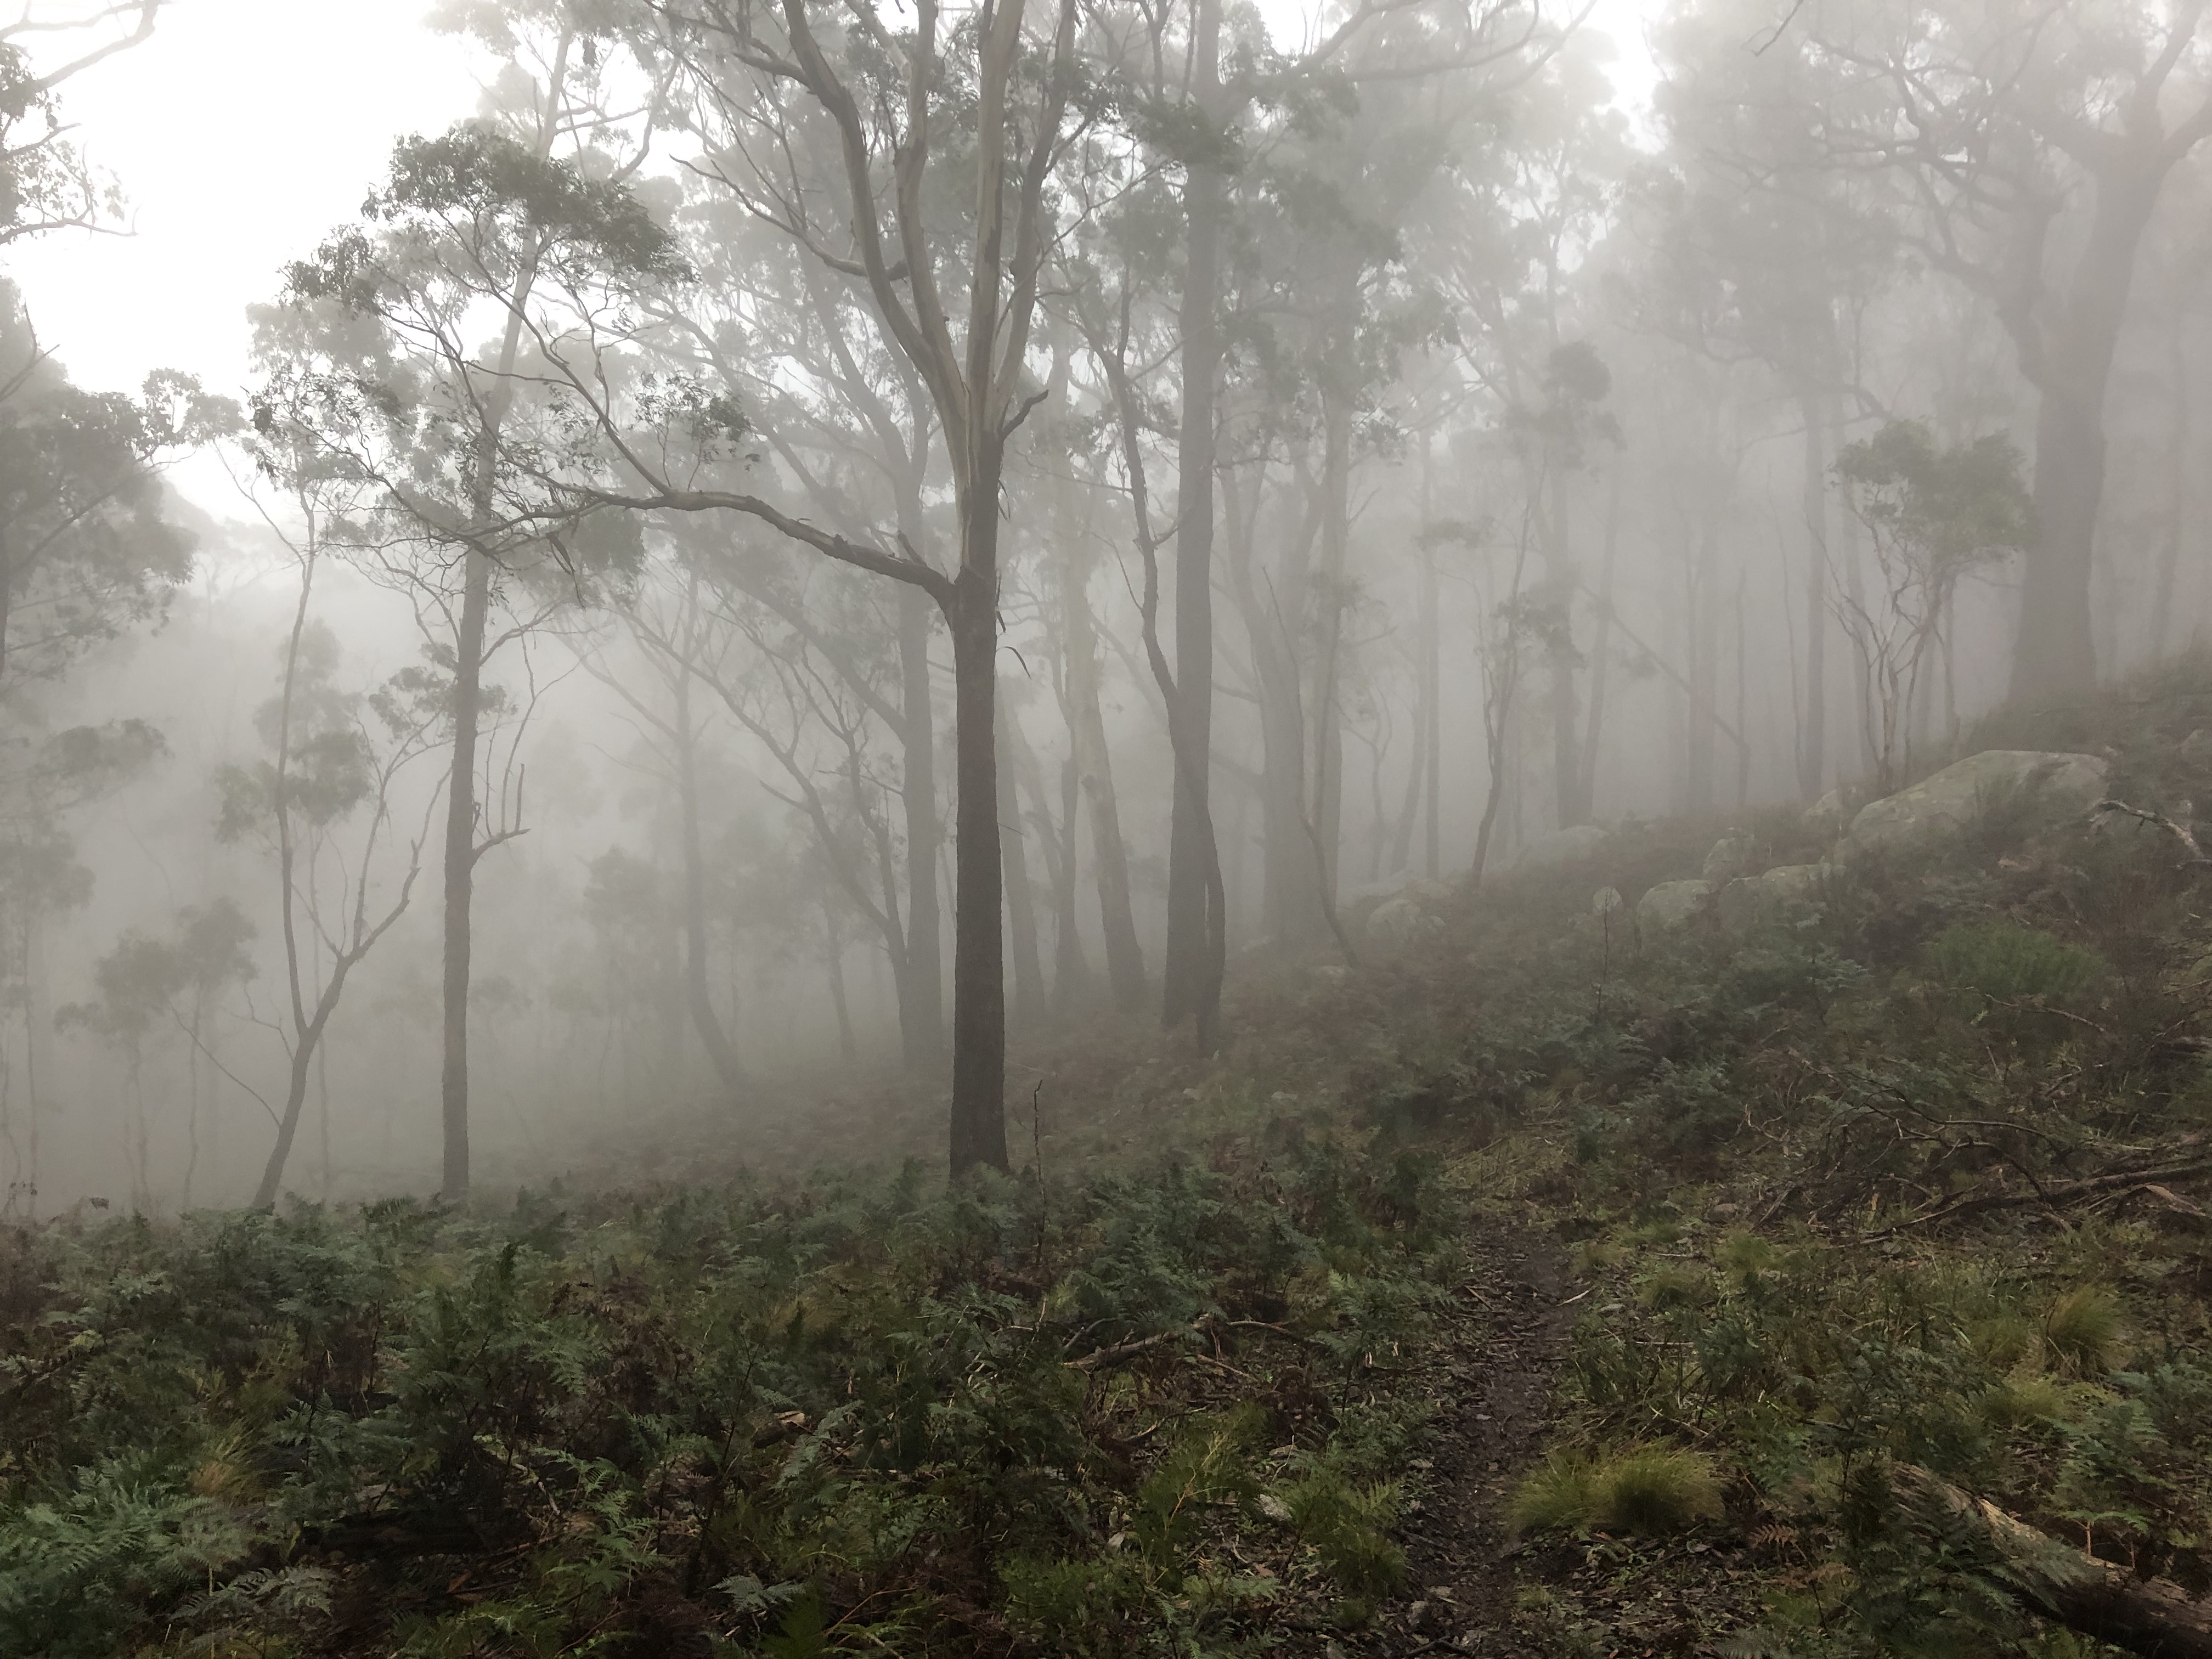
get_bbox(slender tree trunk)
[674,633,745,1098]
[439,543,488,1203]
[1226,466,1322,942]
[254,975,351,1210]
[894,582,945,1066]
[182,999,201,1210]
[1734,570,1751,809]
[1391,437,1437,876]
[1578,455,1623,818]
[0,539,12,698]
[1797,390,1830,799]
[997,691,1047,1030]
[1684,518,1720,815]
[1009,702,1088,1017]
[1162,0,1225,1031]
[2151,307,2190,665]
[1315,391,1352,907]
[822,899,857,1064]
[1051,754,1091,1013]
[1546,444,1588,826]
[1057,527,1144,1011]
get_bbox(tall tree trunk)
[1577,454,1623,819]
[1545,444,1588,826]
[1315,390,1352,908]
[1051,754,1092,1013]
[440,543,488,1203]
[821,899,857,1064]
[1423,524,1442,880]
[1684,515,1721,816]
[997,691,1047,1030]
[944,543,1007,1176]
[1009,701,1088,1017]
[1224,465,1322,942]
[1391,436,1437,876]
[2151,304,2190,664]
[2010,162,2164,699]
[1056,508,1145,1011]
[674,634,745,1099]
[1161,0,1224,1032]
[1797,390,1830,800]
[256,983,349,1210]
[895,583,945,1065]
[432,37,569,1204]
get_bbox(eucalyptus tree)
[0,1,161,250]
[253,9,675,1199]
[1647,0,1896,797]
[1832,420,2034,791]
[59,899,254,1214]
[1205,25,1472,938]
[642,209,950,1066]
[1112,0,1557,1022]
[1410,30,1627,830]
[0,714,162,1216]
[0,279,231,698]
[1803,0,2212,696]
[577,548,748,1098]
[573,0,1085,1175]
[211,479,445,1210]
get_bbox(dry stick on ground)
[1861,1160,2212,1239]
[1900,1465,2212,1659]
[2091,797,2209,861]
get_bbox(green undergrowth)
[16,662,2212,1658]
[1304,663,2212,1656]
[0,1137,1452,1656]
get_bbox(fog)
[2,0,2206,1214]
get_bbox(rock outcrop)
[1838,751,2108,864]
[1366,894,1443,950]
[1718,863,1833,935]
[1637,879,1714,933]
[1702,828,1755,884]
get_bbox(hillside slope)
[9,664,2212,1658]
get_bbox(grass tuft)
[1509,1442,1723,1537]
[2042,1284,2126,1375]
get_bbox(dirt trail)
[1294,1225,1580,1657]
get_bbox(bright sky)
[9,2,480,400]
[8,0,1658,495]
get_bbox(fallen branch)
[1902,1465,2212,1658]
[1065,1315,1318,1372]
[1066,1326,1199,1372]
[2091,798,2208,862]
[1863,1162,2212,1240]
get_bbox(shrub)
[1927,919,2105,1005]
[1277,1468,1406,1602]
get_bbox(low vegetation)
[11,667,2212,1656]
[1,1139,1453,1656]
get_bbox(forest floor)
[12,659,2212,1657]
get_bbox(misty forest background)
[2,0,2208,1215]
